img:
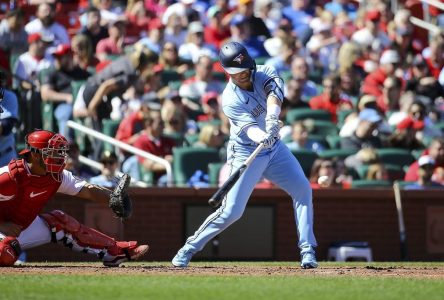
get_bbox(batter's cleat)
[172,248,194,267]
[300,250,318,269]
[103,243,149,267]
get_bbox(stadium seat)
[337,109,354,127]
[41,102,55,132]
[356,164,405,181]
[376,148,415,169]
[173,147,221,186]
[255,56,268,65]
[184,133,200,146]
[286,108,331,124]
[138,164,154,185]
[290,149,319,177]
[326,135,342,149]
[318,148,356,160]
[212,71,227,82]
[197,119,222,130]
[305,120,339,136]
[161,69,182,86]
[208,162,224,186]
[102,119,121,152]
[351,179,392,188]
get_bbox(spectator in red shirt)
[362,49,401,97]
[134,110,176,185]
[405,138,444,182]
[309,74,353,123]
[204,6,231,50]
[96,19,127,62]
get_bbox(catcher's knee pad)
[40,210,118,255]
[0,236,22,266]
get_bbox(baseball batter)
[0,129,148,267]
[172,42,318,268]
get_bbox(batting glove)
[265,115,280,137]
[261,132,279,149]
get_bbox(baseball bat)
[393,181,408,261]
[208,143,265,207]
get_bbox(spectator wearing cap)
[25,3,69,50]
[405,138,444,182]
[0,81,19,167]
[204,5,231,50]
[40,44,91,138]
[309,74,353,124]
[0,8,28,59]
[179,53,225,111]
[404,155,444,190]
[340,108,384,151]
[340,95,380,137]
[351,9,390,50]
[89,151,120,188]
[178,21,218,63]
[79,6,109,51]
[390,101,441,150]
[137,19,165,55]
[13,33,54,91]
[228,13,269,59]
[158,42,189,75]
[362,49,401,97]
[96,19,128,62]
[281,0,314,45]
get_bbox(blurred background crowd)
[0,0,443,189]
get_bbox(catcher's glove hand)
[109,174,132,219]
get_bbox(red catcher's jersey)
[0,159,62,229]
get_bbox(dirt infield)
[2,263,444,278]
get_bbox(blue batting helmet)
[219,42,255,74]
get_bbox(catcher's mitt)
[109,174,132,219]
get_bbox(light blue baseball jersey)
[222,65,284,152]
[179,65,317,259]
[0,89,18,167]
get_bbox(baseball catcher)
[0,129,148,267]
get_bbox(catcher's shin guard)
[40,210,147,263]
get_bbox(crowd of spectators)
[0,0,443,189]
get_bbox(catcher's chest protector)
[5,159,61,228]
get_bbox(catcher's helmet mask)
[21,130,69,182]
[219,42,256,77]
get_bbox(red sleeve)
[116,113,139,144]
[0,172,17,201]
[309,95,322,109]
[404,162,419,181]
[134,135,149,163]
[397,117,414,130]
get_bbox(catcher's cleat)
[103,243,149,267]
[172,248,194,268]
[300,248,318,269]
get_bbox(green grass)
[1,262,443,300]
